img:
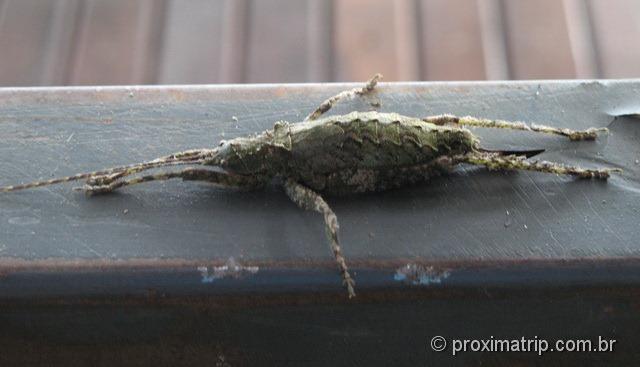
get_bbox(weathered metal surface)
[0,80,639,365]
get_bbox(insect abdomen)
[213,112,477,183]
[287,112,476,173]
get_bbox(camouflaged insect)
[0,74,621,298]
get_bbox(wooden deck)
[0,0,639,86]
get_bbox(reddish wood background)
[0,0,638,86]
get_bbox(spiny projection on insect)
[0,74,621,298]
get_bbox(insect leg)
[79,168,261,195]
[424,115,608,141]
[304,73,382,121]
[283,179,356,298]
[459,151,622,179]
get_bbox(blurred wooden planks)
[588,0,640,78]
[161,0,329,83]
[418,0,486,80]
[334,0,419,81]
[246,0,311,83]
[158,0,227,84]
[0,0,639,86]
[69,0,165,85]
[0,0,79,86]
[502,0,577,79]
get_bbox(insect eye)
[273,121,288,130]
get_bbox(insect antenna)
[0,149,217,193]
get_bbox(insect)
[0,74,621,298]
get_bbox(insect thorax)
[213,112,477,192]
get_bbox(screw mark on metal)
[0,74,621,298]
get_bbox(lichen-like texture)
[212,111,478,194]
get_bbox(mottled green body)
[211,111,478,194]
